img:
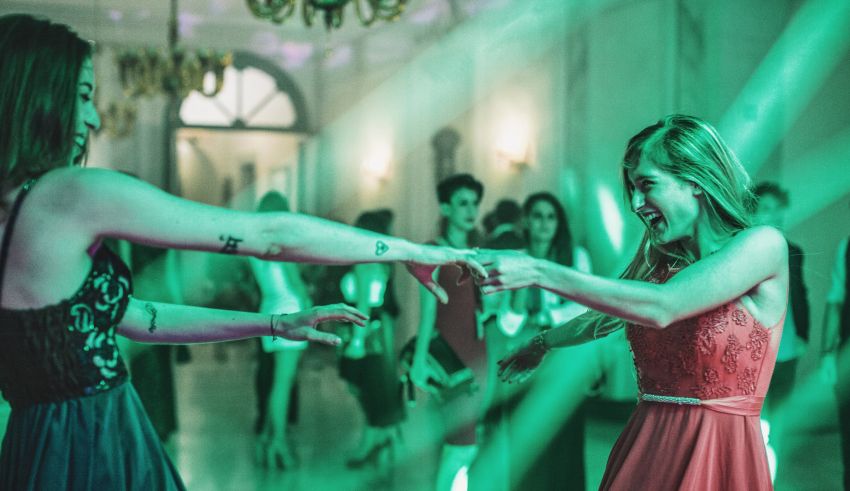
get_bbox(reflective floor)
[0,341,840,490]
[169,342,842,491]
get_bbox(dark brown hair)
[0,15,92,188]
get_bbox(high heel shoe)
[345,439,392,469]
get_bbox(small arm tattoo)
[375,240,389,256]
[144,302,158,333]
[219,234,243,254]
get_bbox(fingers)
[459,257,488,279]
[423,280,449,304]
[317,304,368,326]
[305,329,343,347]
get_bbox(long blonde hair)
[592,115,755,336]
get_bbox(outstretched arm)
[497,310,616,383]
[56,168,483,301]
[482,226,788,329]
[118,297,366,346]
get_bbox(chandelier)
[246,0,408,30]
[116,0,232,99]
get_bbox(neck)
[681,213,731,259]
[444,224,469,248]
[528,239,550,259]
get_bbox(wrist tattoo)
[219,234,243,254]
[144,302,158,333]
[375,240,389,256]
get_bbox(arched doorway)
[175,52,312,212]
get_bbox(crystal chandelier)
[116,0,232,98]
[246,0,408,30]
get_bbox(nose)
[631,190,645,212]
[87,107,101,133]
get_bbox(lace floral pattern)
[626,269,781,402]
[0,245,132,406]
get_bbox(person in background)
[486,192,592,490]
[249,191,311,470]
[752,181,810,472]
[339,209,405,471]
[411,173,486,491]
[821,223,850,490]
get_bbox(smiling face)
[72,57,100,164]
[526,199,558,245]
[440,187,480,233]
[627,155,702,245]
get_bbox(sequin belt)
[639,393,764,417]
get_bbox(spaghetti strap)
[0,178,38,302]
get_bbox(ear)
[439,202,451,218]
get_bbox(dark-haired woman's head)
[522,192,573,266]
[0,15,99,187]
[355,208,394,235]
[256,191,290,213]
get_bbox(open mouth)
[641,211,664,230]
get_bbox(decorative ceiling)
[1,0,508,73]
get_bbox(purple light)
[108,9,123,22]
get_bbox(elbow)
[642,298,676,330]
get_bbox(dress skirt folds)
[600,401,771,490]
[0,382,185,490]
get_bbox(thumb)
[424,280,449,304]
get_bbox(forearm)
[253,213,421,265]
[532,260,670,328]
[538,310,614,349]
[413,286,437,364]
[823,302,843,352]
[118,297,271,344]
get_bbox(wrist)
[531,331,551,355]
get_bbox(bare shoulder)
[730,226,787,266]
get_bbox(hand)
[274,304,368,347]
[820,353,837,386]
[409,356,433,391]
[478,250,540,294]
[497,335,548,384]
[405,245,487,304]
[255,436,294,470]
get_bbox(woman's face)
[526,199,558,245]
[440,187,480,233]
[627,156,701,245]
[72,57,101,163]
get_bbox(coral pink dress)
[600,275,784,490]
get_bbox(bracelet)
[270,314,278,340]
[531,333,550,355]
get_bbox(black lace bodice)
[0,244,132,408]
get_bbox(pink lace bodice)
[627,289,783,401]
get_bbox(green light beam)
[718,0,850,175]
[784,126,850,228]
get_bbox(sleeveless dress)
[600,268,784,490]
[0,179,184,490]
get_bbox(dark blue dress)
[0,178,184,490]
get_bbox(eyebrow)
[80,82,94,90]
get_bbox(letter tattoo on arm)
[219,234,243,254]
[375,240,389,256]
[144,302,158,333]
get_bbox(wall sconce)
[495,118,533,172]
[362,140,393,183]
